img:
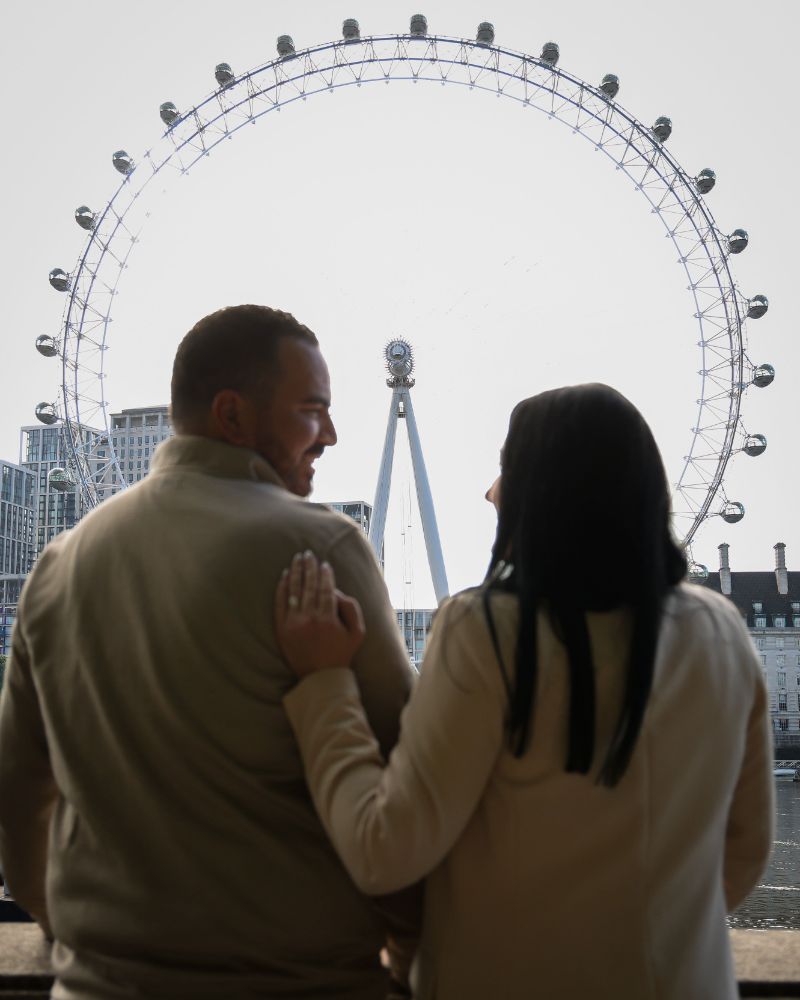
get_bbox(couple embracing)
[0,305,773,1000]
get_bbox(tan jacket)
[0,436,416,1000]
[285,583,774,1000]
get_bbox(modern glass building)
[395,607,435,671]
[0,461,35,656]
[0,461,35,576]
[20,423,101,556]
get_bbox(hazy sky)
[2,0,797,606]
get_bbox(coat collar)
[150,435,287,489]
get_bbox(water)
[729,778,800,930]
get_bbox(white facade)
[696,542,800,750]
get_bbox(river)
[728,777,800,930]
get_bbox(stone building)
[695,542,800,754]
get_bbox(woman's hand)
[275,551,366,678]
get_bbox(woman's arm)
[723,619,775,912]
[279,564,507,895]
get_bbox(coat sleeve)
[0,607,57,935]
[723,622,775,912]
[283,594,507,895]
[323,526,416,759]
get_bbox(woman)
[276,384,773,1000]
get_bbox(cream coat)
[285,583,774,1000]
[0,436,417,1000]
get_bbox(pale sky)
[2,0,798,607]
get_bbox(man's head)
[171,305,337,496]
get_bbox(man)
[0,306,418,999]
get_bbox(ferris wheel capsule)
[727,229,749,254]
[695,168,716,194]
[410,14,428,36]
[48,268,70,292]
[746,294,768,319]
[476,22,495,46]
[721,501,745,524]
[342,19,360,41]
[75,205,96,231]
[277,35,296,58]
[688,562,709,581]
[35,335,59,358]
[35,402,59,425]
[743,434,767,457]
[214,63,235,88]
[159,102,180,126]
[48,468,76,493]
[112,150,135,175]
[540,41,559,65]
[599,74,619,99]
[752,363,775,388]
[652,116,672,142]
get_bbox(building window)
[778,672,786,686]
[755,616,767,628]
[793,616,800,628]
[778,693,788,711]
[777,717,789,731]
[792,602,800,613]
[776,638,785,650]
[755,638,765,650]
[775,616,786,628]
[753,602,763,613]
[760,655,766,666]
[777,655,786,667]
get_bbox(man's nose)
[320,413,337,447]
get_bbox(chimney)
[774,542,788,596]
[718,543,732,596]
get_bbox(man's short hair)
[171,305,318,429]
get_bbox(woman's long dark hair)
[485,384,686,787]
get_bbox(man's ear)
[208,389,255,447]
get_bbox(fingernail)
[281,568,288,578]
[292,552,303,562]
[321,561,331,570]
[304,549,314,559]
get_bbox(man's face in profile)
[251,338,337,497]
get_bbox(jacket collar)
[150,435,287,489]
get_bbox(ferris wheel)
[37,16,773,562]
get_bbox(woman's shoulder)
[663,582,755,654]
[667,581,744,623]
[437,586,518,629]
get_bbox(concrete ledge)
[732,930,800,996]
[0,923,798,996]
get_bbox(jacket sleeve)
[723,625,775,912]
[283,594,506,895]
[0,609,57,935]
[323,526,416,759]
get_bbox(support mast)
[368,340,449,604]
